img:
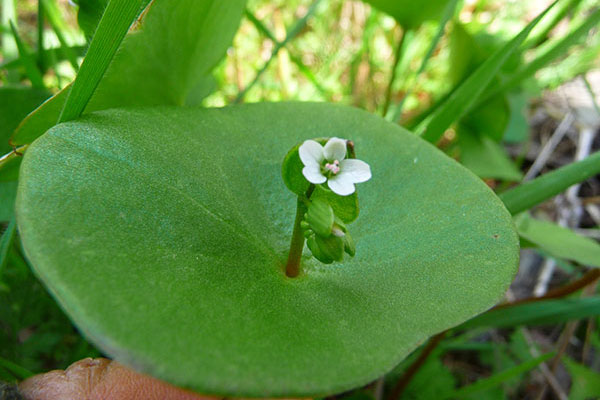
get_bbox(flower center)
[323,160,340,176]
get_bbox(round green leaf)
[16,103,518,397]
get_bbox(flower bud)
[342,231,355,257]
[306,234,334,264]
[300,220,310,231]
[306,198,334,237]
[315,234,344,263]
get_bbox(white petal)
[323,137,347,161]
[302,166,327,184]
[339,159,372,183]
[327,174,356,196]
[299,140,324,167]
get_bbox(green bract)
[17,102,518,397]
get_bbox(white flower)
[298,137,371,196]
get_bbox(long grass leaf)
[9,21,45,88]
[235,0,323,103]
[0,45,86,70]
[244,10,330,98]
[484,8,600,102]
[500,151,600,215]
[516,213,600,267]
[386,0,458,122]
[0,356,34,380]
[37,0,46,72]
[524,0,583,48]
[444,353,554,398]
[2,0,18,82]
[461,297,600,329]
[58,0,143,123]
[417,2,556,143]
[40,0,79,71]
[0,217,16,276]
[382,28,409,117]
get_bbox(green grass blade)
[461,297,600,329]
[386,0,458,122]
[37,0,46,72]
[9,21,45,88]
[382,28,408,117]
[0,356,34,381]
[58,0,143,123]
[2,0,18,83]
[417,2,556,143]
[524,0,583,48]
[0,45,86,70]
[444,353,554,399]
[500,151,600,215]
[0,217,16,277]
[235,0,323,103]
[484,8,600,102]
[244,10,330,99]
[516,213,600,267]
[40,0,80,71]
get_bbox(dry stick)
[573,227,600,240]
[373,377,385,400]
[535,281,599,400]
[582,314,595,364]
[504,289,569,400]
[519,328,569,400]
[524,112,572,297]
[534,109,593,297]
[387,331,447,400]
[387,270,600,400]
[523,112,574,181]
[495,268,600,309]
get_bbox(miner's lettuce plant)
[1,0,600,397]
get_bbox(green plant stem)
[285,185,315,277]
[382,27,407,117]
[285,198,308,278]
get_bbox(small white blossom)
[298,137,371,196]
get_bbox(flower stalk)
[285,185,314,278]
[282,137,370,275]
[285,198,307,278]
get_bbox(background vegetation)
[1,0,600,398]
